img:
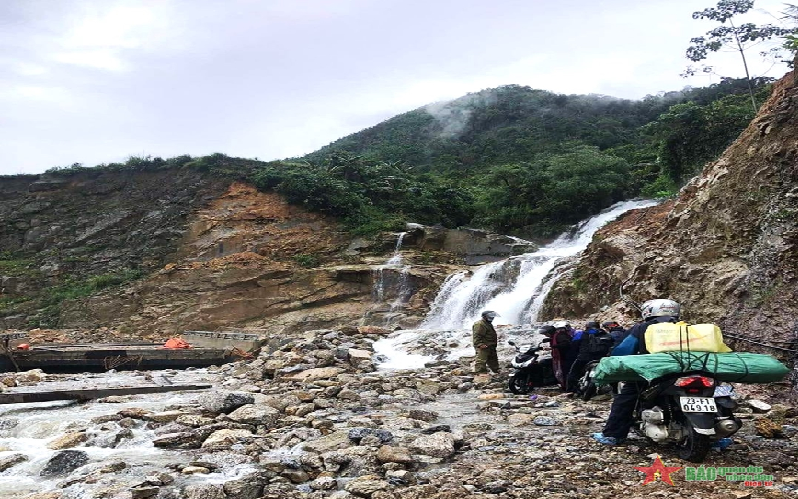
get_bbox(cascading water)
[375,199,658,369]
[422,199,658,330]
[373,232,410,304]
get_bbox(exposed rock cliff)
[1,171,502,337]
[543,72,798,346]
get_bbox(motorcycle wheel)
[580,381,597,401]
[678,420,711,462]
[508,375,530,395]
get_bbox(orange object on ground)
[163,338,192,349]
[16,343,30,350]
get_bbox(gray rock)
[40,450,89,476]
[344,475,391,497]
[409,432,456,458]
[348,428,394,444]
[223,476,264,499]
[131,486,160,499]
[227,404,280,427]
[533,416,557,426]
[198,391,254,414]
[184,483,226,499]
[376,445,414,464]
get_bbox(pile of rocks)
[11,327,798,498]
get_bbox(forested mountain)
[39,79,771,240]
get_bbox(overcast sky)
[1,0,793,175]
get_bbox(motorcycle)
[633,372,741,462]
[507,339,558,394]
[576,359,617,401]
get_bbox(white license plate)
[680,396,717,413]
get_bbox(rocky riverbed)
[3,327,798,499]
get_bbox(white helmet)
[552,320,570,329]
[640,299,681,320]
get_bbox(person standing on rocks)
[472,310,500,374]
[544,321,573,390]
[592,299,681,445]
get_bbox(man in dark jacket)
[566,321,613,393]
[545,321,574,390]
[473,310,500,374]
[592,299,681,445]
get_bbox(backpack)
[587,331,614,355]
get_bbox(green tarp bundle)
[594,352,789,384]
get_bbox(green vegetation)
[27,269,143,328]
[293,254,321,268]
[38,77,774,239]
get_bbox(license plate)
[680,396,717,413]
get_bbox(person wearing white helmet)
[592,298,681,446]
[472,310,500,374]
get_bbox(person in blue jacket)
[566,321,613,393]
[591,299,681,445]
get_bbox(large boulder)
[198,391,254,414]
[226,404,280,427]
[201,429,253,450]
[40,450,89,476]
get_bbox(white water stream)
[376,199,658,369]
[0,369,248,498]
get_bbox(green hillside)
[38,78,771,240]
[299,77,771,235]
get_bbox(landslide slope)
[0,169,453,338]
[543,72,798,344]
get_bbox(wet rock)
[0,453,28,472]
[40,450,89,476]
[223,475,265,499]
[283,469,311,483]
[226,404,280,427]
[47,431,88,450]
[376,445,414,464]
[409,432,456,458]
[198,391,254,414]
[344,474,391,497]
[130,485,160,499]
[153,431,205,449]
[201,428,253,449]
[184,483,226,499]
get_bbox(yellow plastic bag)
[645,322,732,353]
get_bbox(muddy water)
[0,369,225,498]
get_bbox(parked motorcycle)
[576,359,616,401]
[507,340,558,394]
[633,372,741,462]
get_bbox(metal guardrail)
[0,332,28,340]
[183,331,260,340]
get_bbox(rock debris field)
[3,328,798,499]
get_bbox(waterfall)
[422,199,658,330]
[373,232,408,303]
